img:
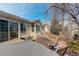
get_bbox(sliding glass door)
[10,22,18,39]
[0,20,8,42]
[0,19,19,42]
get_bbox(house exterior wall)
[43,24,50,33]
[0,18,18,42]
[0,17,31,42]
[29,23,43,40]
[0,11,43,42]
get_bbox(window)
[21,23,26,33]
[10,21,18,39]
[31,25,34,32]
[0,20,8,42]
[36,25,40,33]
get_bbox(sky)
[0,3,51,24]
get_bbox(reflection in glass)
[0,20,8,42]
[36,25,40,33]
[21,23,26,33]
[31,25,34,32]
[10,21,18,39]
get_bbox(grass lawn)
[68,40,79,54]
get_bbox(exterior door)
[0,20,8,42]
[10,22,18,39]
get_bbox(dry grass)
[68,40,79,53]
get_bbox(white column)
[34,24,37,40]
[18,22,21,38]
[40,26,42,34]
[27,24,31,36]
[28,24,31,36]
[8,21,10,40]
[34,24,36,34]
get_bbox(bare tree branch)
[46,3,79,26]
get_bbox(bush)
[50,28,59,35]
[68,40,79,54]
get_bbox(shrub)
[50,28,59,35]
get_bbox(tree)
[46,3,79,26]
[51,16,58,28]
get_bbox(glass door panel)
[0,20,8,42]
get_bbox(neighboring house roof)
[0,41,59,56]
[30,20,43,26]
